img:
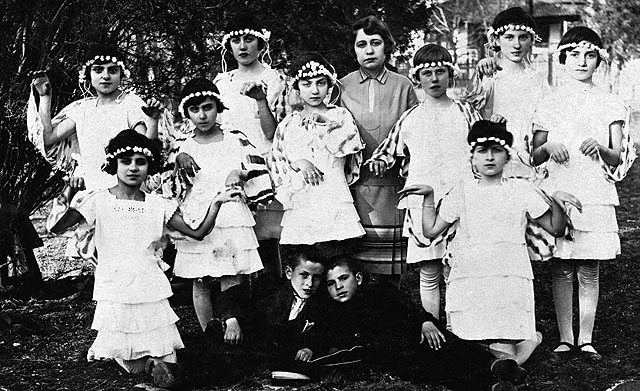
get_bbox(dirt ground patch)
[1,165,640,391]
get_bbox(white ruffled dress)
[439,178,549,341]
[172,134,263,278]
[270,107,365,244]
[71,190,184,361]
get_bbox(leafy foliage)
[589,0,640,65]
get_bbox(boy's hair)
[467,120,514,149]
[223,12,267,51]
[558,26,605,66]
[285,244,329,270]
[412,44,455,80]
[102,129,161,175]
[82,43,127,81]
[326,255,361,276]
[350,15,395,57]
[179,78,227,118]
[289,51,335,90]
[490,7,537,51]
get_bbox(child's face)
[326,265,362,303]
[418,65,449,99]
[298,76,329,108]
[498,30,533,63]
[116,152,149,187]
[564,44,599,82]
[286,258,325,299]
[90,62,122,96]
[187,97,218,132]
[471,143,509,178]
[354,29,386,72]
[230,33,261,66]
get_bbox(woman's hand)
[32,74,51,97]
[213,187,243,204]
[368,160,387,177]
[294,348,313,362]
[224,317,243,345]
[543,141,570,164]
[292,159,324,186]
[476,57,501,78]
[142,97,163,120]
[397,184,434,201]
[552,190,582,213]
[420,321,446,350]
[241,81,267,101]
[579,137,601,159]
[175,152,200,177]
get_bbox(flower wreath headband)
[409,61,460,81]
[292,61,338,85]
[78,55,131,85]
[220,28,272,72]
[487,24,542,43]
[177,90,226,114]
[469,136,508,148]
[556,41,609,60]
[105,146,153,161]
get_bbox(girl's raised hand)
[490,114,507,124]
[476,57,502,78]
[31,74,51,97]
[552,190,582,213]
[292,159,324,186]
[241,81,267,101]
[579,137,601,159]
[397,184,434,201]
[420,321,446,350]
[544,141,570,164]
[142,98,163,120]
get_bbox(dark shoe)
[491,358,527,385]
[492,380,517,391]
[204,318,225,342]
[550,342,576,361]
[145,359,183,390]
[577,343,603,362]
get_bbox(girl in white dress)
[368,44,481,317]
[269,52,365,254]
[172,78,270,343]
[50,129,240,387]
[532,26,636,361]
[471,7,550,179]
[400,120,580,365]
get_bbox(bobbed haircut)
[491,7,537,51]
[179,78,227,118]
[350,15,395,57]
[102,129,161,176]
[289,51,335,90]
[326,255,362,276]
[223,11,267,51]
[82,43,127,81]
[558,26,604,66]
[412,44,455,79]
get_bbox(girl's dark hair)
[289,51,335,90]
[223,12,267,51]
[558,26,605,66]
[102,129,161,176]
[491,7,537,52]
[412,44,455,80]
[82,43,126,81]
[180,78,227,118]
[350,15,395,57]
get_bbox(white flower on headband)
[556,41,609,60]
[293,61,337,84]
[178,90,226,114]
[487,24,542,43]
[410,61,459,79]
[78,55,130,84]
[221,28,271,48]
[470,136,507,147]
[105,146,153,160]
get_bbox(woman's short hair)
[350,15,395,57]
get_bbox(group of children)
[21,5,636,391]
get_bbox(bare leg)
[193,278,215,332]
[419,259,442,318]
[551,260,575,351]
